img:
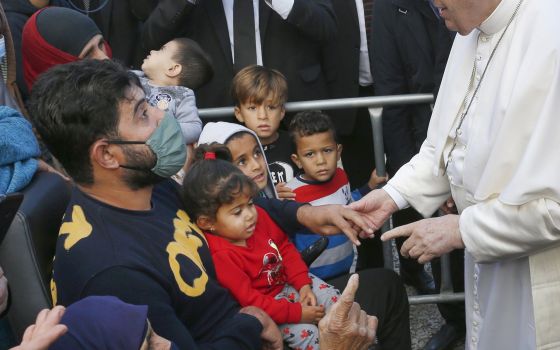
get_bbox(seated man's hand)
[296,204,375,245]
[319,274,377,350]
[239,306,282,350]
[11,306,67,350]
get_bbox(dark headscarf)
[50,296,148,350]
[21,7,111,90]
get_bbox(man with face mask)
[28,59,404,349]
[29,59,276,349]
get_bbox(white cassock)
[385,0,560,348]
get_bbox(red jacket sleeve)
[257,207,311,291]
[212,249,303,324]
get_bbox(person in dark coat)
[371,0,464,349]
[140,0,336,111]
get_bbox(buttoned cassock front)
[387,0,560,348]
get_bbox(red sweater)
[205,206,312,324]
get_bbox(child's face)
[226,133,269,190]
[212,192,258,246]
[291,131,341,182]
[141,40,179,79]
[234,96,285,145]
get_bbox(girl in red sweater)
[182,144,340,350]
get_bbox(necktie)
[362,0,374,48]
[233,0,257,71]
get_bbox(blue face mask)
[107,113,187,178]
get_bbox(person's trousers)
[327,268,411,350]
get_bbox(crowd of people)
[0,0,559,349]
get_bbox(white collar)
[479,0,520,35]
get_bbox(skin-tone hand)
[318,274,377,350]
[381,214,465,264]
[0,267,8,314]
[299,284,317,306]
[347,189,399,232]
[11,306,68,350]
[37,159,71,182]
[367,169,388,190]
[275,182,296,200]
[439,197,458,215]
[296,205,375,246]
[239,306,283,350]
[301,305,325,324]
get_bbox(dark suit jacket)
[321,0,364,136]
[142,0,336,109]
[371,0,454,175]
[87,0,157,69]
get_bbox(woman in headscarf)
[21,6,111,91]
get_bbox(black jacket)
[321,0,365,136]
[141,0,336,110]
[371,0,454,175]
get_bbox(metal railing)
[200,93,464,305]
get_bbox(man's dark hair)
[172,38,214,89]
[28,59,142,184]
[288,110,338,144]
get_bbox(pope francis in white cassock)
[350,0,560,348]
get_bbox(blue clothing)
[52,180,262,349]
[286,169,356,279]
[0,106,39,194]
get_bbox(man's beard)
[121,145,165,190]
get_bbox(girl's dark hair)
[182,143,258,221]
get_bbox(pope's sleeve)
[460,197,560,263]
[388,135,451,218]
[212,249,303,324]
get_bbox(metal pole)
[199,94,434,120]
[367,107,394,270]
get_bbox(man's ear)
[196,216,214,231]
[291,153,303,169]
[279,105,286,120]
[91,139,120,170]
[166,63,182,78]
[234,106,244,123]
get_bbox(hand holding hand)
[297,205,375,245]
[347,189,398,231]
[381,214,465,263]
[239,306,283,350]
[318,274,377,350]
[299,284,317,306]
[301,305,325,324]
[275,182,296,200]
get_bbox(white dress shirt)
[221,0,294,65]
